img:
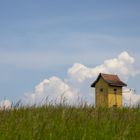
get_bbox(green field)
[0,105,140,140]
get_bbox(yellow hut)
[91,73,127,108]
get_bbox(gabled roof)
[91,73,127,87]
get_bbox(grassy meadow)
[0,105,140,140]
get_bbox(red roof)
[91,73,127,87]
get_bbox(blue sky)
[0,0,140,102]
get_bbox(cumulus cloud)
[123,89,140,107]
[23,51,140,106]
[68,51,138,82]
[23,77,79,105]
[0,100,12,109]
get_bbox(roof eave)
[91,83,95,87]
[91,73,102,87]
[91,73,127,88]
[109,83,127,87]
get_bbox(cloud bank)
[22,51,140,106]
[123,89,140,106]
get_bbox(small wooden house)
[91,73,127,108]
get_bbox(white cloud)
[23,77,79,105]
[123,89,140,107]
[68,51,138,82]
[0,100,12,109]
[23,51,140,106]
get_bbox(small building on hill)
[91,73,127,108]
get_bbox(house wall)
[95,77,123,108]
[108,86,122,107]
[95,77,108,107]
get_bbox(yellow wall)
[108,86,122,107]
[95,77,108,107]
[95,77,123,108]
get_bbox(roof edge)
[91,73,127,87]
[91,73,102,87]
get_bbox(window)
[100,88,103,92]
[114,88,117,94]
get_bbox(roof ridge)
[101,73,117,76]
[91,73,127,87]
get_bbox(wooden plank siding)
[95,77,108,107]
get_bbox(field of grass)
[0,105,140,140]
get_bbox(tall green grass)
[0,105,140,140]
